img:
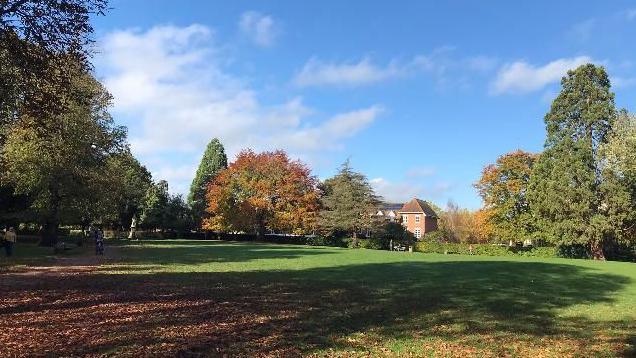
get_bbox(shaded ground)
[0,240,635,357]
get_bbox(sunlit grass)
[3,239,635,356]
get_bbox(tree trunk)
[256,220,266,241]
[591,240,606,260]
[40,218,59,247]
[40,192,61,247]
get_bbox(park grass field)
[0,240,635,357]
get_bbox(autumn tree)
[188,138,227,228]
[318,160,381,241]
[438,201,480,243]
[205,150,319,237]
[473,208,495,243]
[475,150,537,244]
[1,73,126,245]
[528,64,617,259]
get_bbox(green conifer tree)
[528,64,616,259]
[187,138,227,227]
[318,160,380,241]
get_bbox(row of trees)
[191,140,502,246]
[194,146,410,243]
[474,64,636,259]
[0,0,194,245]
[0,0,405,246]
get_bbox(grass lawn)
[1,240,635,357]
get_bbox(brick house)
[399,198,439,240]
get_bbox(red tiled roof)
[400,198,439,218]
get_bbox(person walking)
[4,227,17,257]
[95,228,104,255]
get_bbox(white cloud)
[466,56,499,72]
[613,76,636,88]
[293,57,404,87]
[371,178,422,203]
[490,56,593,94]
[293,49,498,89]
[239,11,278,47]
[370,177,451,203]
[276,106,384,150]
[406,166,437,178]
[153,164,198,194]
[98,25,380,194]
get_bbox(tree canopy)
[205,150,319,236]
[1,72,126,244]
[0,0,109,123]
[475,150,537,243]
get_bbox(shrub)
[414,241,557,258]
[556,244,590,259]
[422,230,446,242]
[356,237,390,250]
[305,235,346,247]
[381,222,415,246]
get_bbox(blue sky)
[92,1,636,209]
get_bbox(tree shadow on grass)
[0,260,634,356]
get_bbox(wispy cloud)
[490,56,593,94]
[371,177,451,203]
[293,57,404,87]
[406,166,437,178]
[98,24,380,194]
[613,76,636,89]
[293,49,498,89]
[369,165,450,204]
[239,11,279,47]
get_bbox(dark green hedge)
[344,237,389,250]
[414,241,558,258]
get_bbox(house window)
[402,215,408,224]
[415,215,420,223]
[414,228,421,239]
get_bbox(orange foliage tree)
[473,208,495,243]
[474,150,537,243]
[204,150,320,236]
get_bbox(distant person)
[95,228,104,256]
[4,227,17,257]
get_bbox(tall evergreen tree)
[188,138,227,227]
[528,64,617,259]
[318,160,380,240]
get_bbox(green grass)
[2,239,636,356]
[0,237,91,267]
